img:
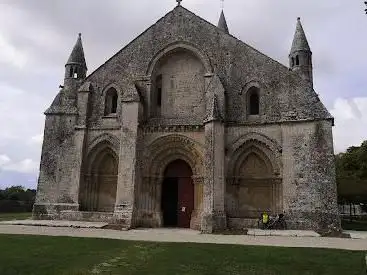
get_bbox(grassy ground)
[0,235,365,275]
[342,218,367,231]
[0,212,31,221]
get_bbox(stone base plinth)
[227,218,259,229]
[134,210,162,228]
[201,212,227,233]
[32,203,79,220]
[190,210,202,230]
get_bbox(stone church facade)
[33,4,340,232]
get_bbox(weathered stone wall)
[85,6,331,128]
[281,120,340,231]
[34,6,340,232]
[151,49,205,120]
[33,109,79,218]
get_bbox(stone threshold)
[0,220,109,229]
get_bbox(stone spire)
[290,17,311,54]
[204,94,222,123]
[64,33,87,84]
[289,17,313,86]
[66,33,87,69]
[217,10,229,34]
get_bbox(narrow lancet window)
[104,88,118,115]
[248,87,260,115]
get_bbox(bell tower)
[64,33,87,88]
[289,18,313,87]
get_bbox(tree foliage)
[0,186,36,213]
[336,141,367,203]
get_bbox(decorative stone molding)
[142,125,204,133]
[227,132,282,177]
[143,134,204,177]
[192,176,204,185]
[88,133,120,151]
[86,133,120,166]
[88,126,121,131]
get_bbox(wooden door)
[177,177,194,228]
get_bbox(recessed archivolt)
[144,135,204,177]
[146,42,213,76]
[227,132,282,177]
[85,140,119,175]
[86,133,120,173]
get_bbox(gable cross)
[177,0,182,6]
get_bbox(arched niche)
[80,141,119,212]
[147,43,212,119]
[226,134,283,219]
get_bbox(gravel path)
[1,225,367,251]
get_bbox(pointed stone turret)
[64,33,87,86]
[217,10,229,34]
[204,94,222,123]
[290,17,311,53]
[289,18,313,86]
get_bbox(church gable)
[85,5,332,125]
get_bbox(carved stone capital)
[192,176,204,185]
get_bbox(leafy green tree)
[336,140,367,204]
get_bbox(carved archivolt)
[143,134,204,177]
[86,133,120,174]
[227,132,282,177]
[146,41,213,76]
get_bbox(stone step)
[247,229,320,237]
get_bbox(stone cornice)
[141,125,204,133]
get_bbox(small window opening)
[156,74,162,107]
[69,67,73,78]
[104,88,118,115]
[73,67,78,78]
[111,93,118,113]
[248,87,260,115]
[296,55,300,66]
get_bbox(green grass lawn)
[0,235,365,275]
[0,212,31,221]
[342,218,367,231]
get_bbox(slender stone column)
[201,94,226,233]
[114,100,141,227]
[190,176,204,230]
[69,83,91,208]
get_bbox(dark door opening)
[161,178,178,227]
[161,159,194,228]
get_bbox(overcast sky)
[0,0,366,189]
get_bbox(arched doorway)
[161,159,194,228]
[227,139,282,220]
[81,147,118,212]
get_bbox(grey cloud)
[0,0,366,188]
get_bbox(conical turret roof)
[66,33,87,69]
[290,17,311,54]
[217,10,229,34]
